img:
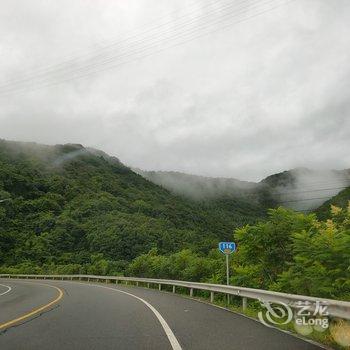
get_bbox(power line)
[263,176,350,188]
[0,0,227,87]
[0,0,279,94]
[276,196,339,204]
[232,182,350,199]
[224,184,349,209]
[272,186,349,196]
[0,0,293,96]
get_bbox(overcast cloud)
[0,0,349,181]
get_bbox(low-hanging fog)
[138,167,350,211]
[2,139,349,211]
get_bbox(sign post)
[226,254,229,286]
[219,242,236,304]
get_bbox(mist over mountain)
[315,186,350,219]
[133,169,258,200]
[0,139,267,268]
[1,139,349,304]
[262,167,350,211]
[136,167,350,212]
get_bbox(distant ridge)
[136,167,350,212]
[314,186,350,219]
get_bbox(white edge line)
[106,283,330,350]
[186,297,331,350]
[77,283,182,350]
[0,284,12,296]
[0,278,181,349]
[1,278,329,349]
[142,287,330,350]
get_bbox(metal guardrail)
[1,274,349,320]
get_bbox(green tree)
[232,207,315,288]
[274,204,350,300]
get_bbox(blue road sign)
[219,242,236,255]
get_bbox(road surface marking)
[80,283,182,350]
[0,284,12,296]
[0,284,63,330]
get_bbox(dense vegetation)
[1,140,349,301]
[315,186,350,219]
[128,206,350,300]
[0,140,266,273]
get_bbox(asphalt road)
[0,279,324,350]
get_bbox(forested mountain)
[315,186,350,219]
[261,167,350,211]
[0,139,266,271]
[1,139,349,304]
[134,169,278,214]
[138,167,350,212]
[133,169,258,200]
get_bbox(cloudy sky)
[0,0,349,181]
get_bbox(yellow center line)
[0,283,64,330]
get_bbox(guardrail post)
[126,281,128,285]
[210,292,214,303]
[242,297,247,311]
[147,283,150,288]
[158,284,161,291]
[190,288,193,297]
[87,277,90,282]
[105,279,108,284]
[172,285,176,293]
[136,282,139,287]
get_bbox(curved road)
[0,279,323,350]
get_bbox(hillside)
[135,169,276,209]
[0,140,266,270]
[315,186,350,219]
[138,167,350,212]
[261,167,350,211]
[134,169,257,200]
[1,139,348,305]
